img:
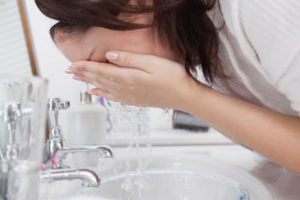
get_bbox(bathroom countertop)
[112,144,300,200]
[108,129,300,200]
[57,127,299,200]
[107,128,234,147]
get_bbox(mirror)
[0,0,38,78]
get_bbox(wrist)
[175,78,212,114]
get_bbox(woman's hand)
[65,51,202,110]
[66,51,300,173]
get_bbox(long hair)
[35,0,221,83]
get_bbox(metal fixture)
[0,102,32,161]
[41,98,113,187]
[40,168,100,187]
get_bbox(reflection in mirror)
[0,0,38,78]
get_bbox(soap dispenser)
[66,84,107,166]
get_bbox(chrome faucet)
[41,98,113,187]
[0,102,32,161]
[0,102,34,197]
[46,98,113,169]
[40,168,100,187]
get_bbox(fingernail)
[65,68,73,73]
[71,63,79,68]
[105,52,119,61]
[88,90,96,95]
[66,63,80,73]
[72,75,81,81]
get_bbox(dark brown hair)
[35,0,221,83]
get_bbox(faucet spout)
[42,98,114,188]
[40,168,100,187]
[61,145,113,158]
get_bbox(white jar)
[66,91,107,167]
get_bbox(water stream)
[44,99,254,200]
[47,100,154,200]
[105,101,152,200]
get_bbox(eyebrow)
[87,47,97,61]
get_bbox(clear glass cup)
[0,77,48,200]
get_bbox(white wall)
[0,0,32,78]
[25,0,83,103]
[24,0,89,134]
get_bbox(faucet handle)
[48,98,70,112]
[47,98,70,139]
[47,98,70,127]
[1,102,22,123]
[1,102,22,160]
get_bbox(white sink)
[40,154,274,200]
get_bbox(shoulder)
[219,0,300,82]
[218,0,300,114]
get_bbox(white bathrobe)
[211,0,300,117]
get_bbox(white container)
[66,91,107,167]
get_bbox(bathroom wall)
[24,0,81,102]
[0,0,32,78]
[24,0,172,133]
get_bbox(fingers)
[105,51,157,74]
[89,88,108,97]
[68,69,124,102]
[67,61,125,82]
[66,59,149,84]
[71,70,120,91]
[89,88,116,101]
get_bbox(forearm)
[183,84,300,173]
[70,50,300,172]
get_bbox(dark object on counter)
[173,110,209,132]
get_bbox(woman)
[35,0,300,173]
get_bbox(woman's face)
[54,25,177,63]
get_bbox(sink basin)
[40,154,274,200]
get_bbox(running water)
[104,100,152,200]
[45,99,158,200]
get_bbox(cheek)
[109,29,156,54]
[112,29,176,61]
[56,27,176,63]
[56,41,85,62]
